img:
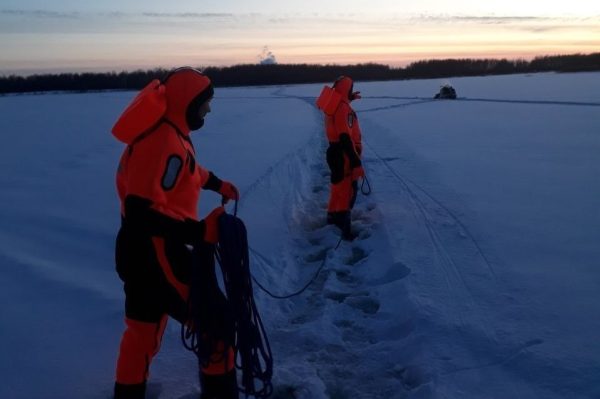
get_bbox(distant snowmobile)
[434,84,457,99]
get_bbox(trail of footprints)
[265,94,401,396]
[283,151,385,397]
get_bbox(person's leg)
[200,366,238,399]
[328,177,356,240]
[114,234,173,398]
[349,179,358,209]
[114,315,168,398]
[326,144,346,225]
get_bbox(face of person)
[198,98,212,119]
[187,95,213,131]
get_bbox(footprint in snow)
[324,290,350,303]
[353,206,376,221]
[340,322,371,344]
[307,236,322,246]
[324,289,369,304]
[345,246,369,265]
[334,269,359,284]
[356,228,372,240]
[394,365,431,391]
[302,217,328,232]
[345,295,380,315]
[304,247,328,263]
[270,385,300,399]
[290,313,312,325]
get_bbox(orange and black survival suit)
[112,68,239,399]
[323,76,364,240]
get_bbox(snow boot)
[328,211,357,241]
[342,227,358,241]
[200,369,239,399]
[327,211,349,228]
[326,211,338,226]
[114,382,146,399]
[341,218,358,240]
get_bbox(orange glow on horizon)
[1,11,598,74]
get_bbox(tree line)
[1,53,598,95]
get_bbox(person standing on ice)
[317,75,365,240]
[111,67,239,399]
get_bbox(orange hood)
[111,68,213,144]
[163,68,213,135]
[333,76,354,101]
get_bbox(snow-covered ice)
[0,72,599,398]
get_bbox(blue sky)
[1,1,599,75]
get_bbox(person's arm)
[339,133,361,169]
[123,194,205,244]
[202,170,239,201]
[334,106,362,168]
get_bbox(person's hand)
[203,206,225,244]
[219,181,239,203]
[351,91,362,101]
[352,166,365,180]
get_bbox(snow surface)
[0,72,599,399]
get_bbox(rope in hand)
[182,199,273,399]
[216,213,273,398]
[182,240,235,380]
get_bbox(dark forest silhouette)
[1,53,599,95]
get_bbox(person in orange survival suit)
[111,67,240,399]
[324,76,364,240]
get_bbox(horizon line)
[3,51,599,78]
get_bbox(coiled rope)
[182,211,273,398]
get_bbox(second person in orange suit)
[324,75,364,240]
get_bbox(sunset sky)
[1,0,599,75]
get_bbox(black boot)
[341,226,358,241]
[200,370,239,399]
[114,381,146,399]
[326,211,338,225]
[338,211,357,241]
[327,211,356,241]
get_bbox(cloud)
[412,13,548,24]
[139,12,234,19]
[399,13,600,35]
[0,9,235,20]
[0,9,81,19]
[451,16,544,24]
